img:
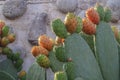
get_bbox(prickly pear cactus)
[117,43,120,77]
[74,77,84,80]
[0,59,18,80]
[63,62,75,80]
[2,26,9,37]
[80,33,95,53]
[64,33,103,80]
[26,62,45,80]
[0,71,16,80]
[94,3,105,21]
[104,7,112,22]
[51,19,68,38]
[49,51,64,72]
[54,45,67,62]
[54,71,68,80]
[96,22,119,80]
[75,17,82,33]
[29,3,120,80]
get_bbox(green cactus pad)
[14,58,23,69]
[17,65,22,72]
[48,51,64,72]
[54,45,67,62]
[64,33,103,80]
[0,59,18,80]
[2,26,9,37]
[0,71,16,80]
[51,19,68,38]
[2,47,12,55]
[96,22,119,80]
[117,43,120,78]
[80,33,95,53]
[54,71,68,80]
[26,62,45,80]
[75,17,82,33]
[104,7,112,22]
[63,62,75,80]
[74,77,84,80]
[12,53,20,61]
[94,3,105,21]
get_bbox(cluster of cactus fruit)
[30,3,120,80]
[0,20,25,80]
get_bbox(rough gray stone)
[107,0,120,23]
[56,0,78,13]
[2,0,27,19]
[78,10,85,18]
[9,44,27,58]
[111,11,120,23]
[46,69,54,80]
[28,13,48,45]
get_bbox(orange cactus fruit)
[31,46,49,57]
[38,34,54,51]
[55,36,65,45]
[86,7,100,24]
[7,33,16,43]
[0,20,5,29]
[82,18,96,35]
[112,26,119,38]
[64,13,77,34]
[1,37,9,47]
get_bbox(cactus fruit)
[36,54,50,68]
[55,37,64,45]
[54,71,68,80]
[112,26,119,38]
[31,46,49,57]
[64,13,77,34]
[75,17,83,33]
[86,7,100,24]
[7,52,14,59]
[1,37,9,47]
[19,70,26,78]
[0,20,5,35]
[18,70,26,80]
[0,20,5,29]
[17,66,22,72]
[54,45,67,62]
[2,47,12,55]
[2,26,9,37]
[0,47,2,54]
[49,51,64,72]
[12,53,20,61]
[94,3,105,21]
[104,7,112,22]
[38,34,53,51]
[63,62,75,80]
[7,33,16,43]
[52,19,68,38]
[82,18,96,35]
[14,58,23,69]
